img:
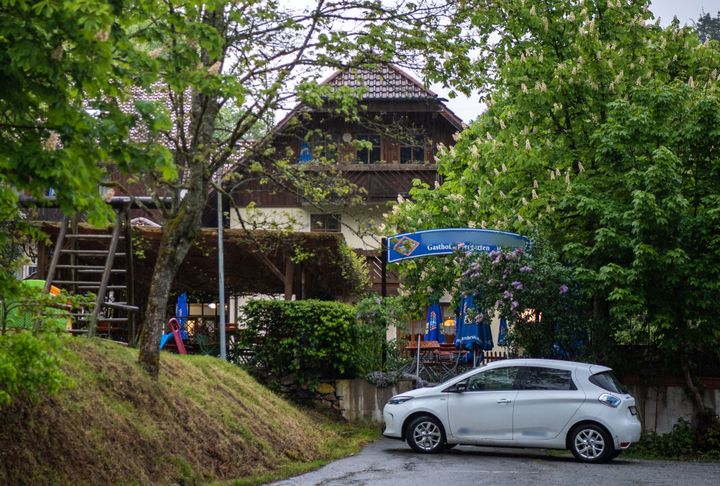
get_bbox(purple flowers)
[559,284,569,294]
[511,280,523,290]
[503,290,513,300]
[511,300,519,310]
[520,266,532,273]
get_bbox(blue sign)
[387,228,529,263]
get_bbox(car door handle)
[496,398,512,404]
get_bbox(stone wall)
[306,378,413,422]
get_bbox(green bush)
[627,417,720,460]
[239,300,358,386]
[0,330,68,406]
[354,296,408,376]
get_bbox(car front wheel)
[407,416,445,454]
[569,424,613,463]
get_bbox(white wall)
[230,206,386,251]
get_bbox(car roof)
[483,358,612,373]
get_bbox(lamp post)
[217,171,227,360]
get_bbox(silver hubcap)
[413,421,441,452]
[574,428,605,460]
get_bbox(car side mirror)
[454,382,467,393]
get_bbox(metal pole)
[381,237,388,367]
[217,174,227,360]
[416,334,421,385]
[381,237,387,298]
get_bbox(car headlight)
[388,395,413,405]
[598,393,621,408]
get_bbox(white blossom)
[525,139,531,151]
[494,168,501,177]
[468,220,476,228]
[532,189,538,199]
[533,179,538,188]
[501,163,508,172]
[43,131,60,151]
[578,162,585,173]
[499,191,506,199]
[521,83,528,94]
[499,119,506,129]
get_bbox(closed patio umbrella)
[175,291,189,340]
[498,317,509,347]
[424,302,444,343]
[456,294,481,351]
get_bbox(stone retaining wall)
[303,376,720,432]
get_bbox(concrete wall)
[328,378,720,432]
[336,378,414,422]
[626,381,720,434]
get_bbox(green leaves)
[390,1,720,363]
[238,300,359,387]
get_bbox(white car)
[383,358,641,463]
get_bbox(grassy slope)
[0,338,377,485]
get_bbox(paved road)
[270,438,720,486]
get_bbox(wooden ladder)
[44,206,138,342]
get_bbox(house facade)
[229,64,463,293]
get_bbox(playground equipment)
[159,318,187,354]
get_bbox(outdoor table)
[404,339,440,359]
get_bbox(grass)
[0,337,381,485]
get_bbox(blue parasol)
[478,312,494,351]
[175,292,189,340]
[498,317,509,347]
[424,302,444,343]
[456,294,481,351]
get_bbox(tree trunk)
[679,350,707,418]
[138,175,208,377]
[284,257,294,300]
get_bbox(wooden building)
[228,64,464,294]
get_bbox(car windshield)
[589,371,627,394]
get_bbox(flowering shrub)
[458,244,590,359]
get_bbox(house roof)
[273,63,465,133]
[323,64,439,100]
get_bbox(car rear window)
[589,371,627,394]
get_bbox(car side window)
[466,367,519,391]
[518,367,577,391]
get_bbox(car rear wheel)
[569,424,613,463]
[407,416,445,454]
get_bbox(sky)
[437,0,720,123]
